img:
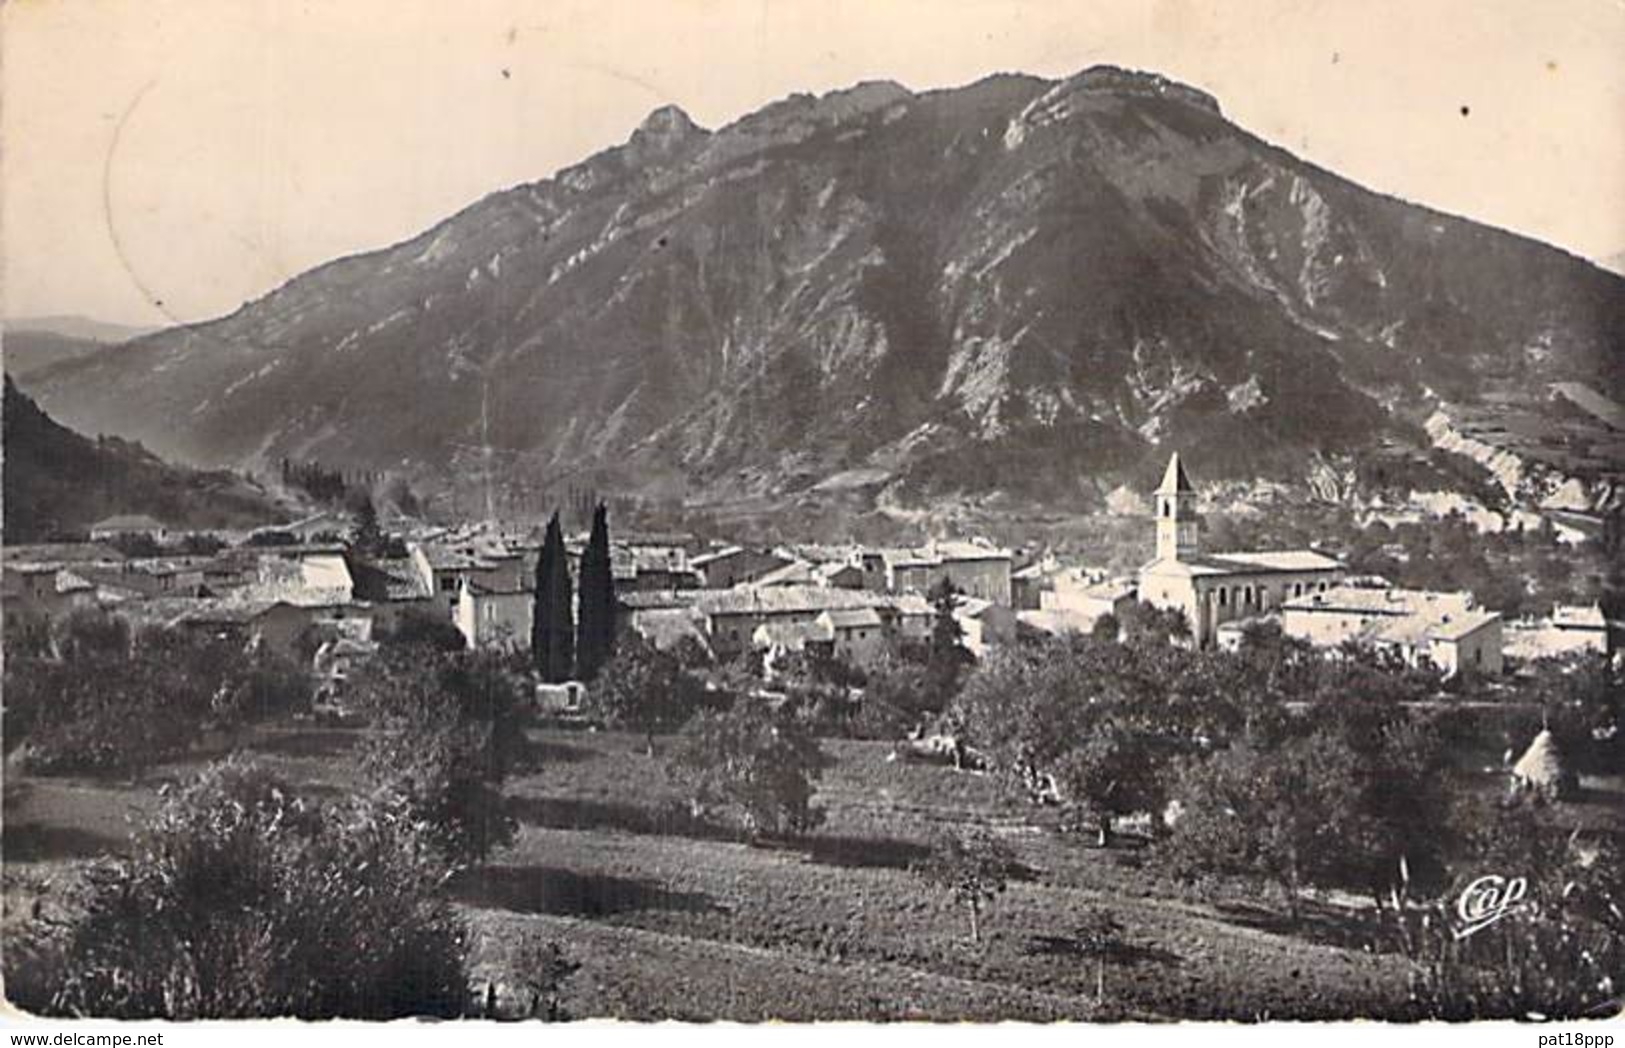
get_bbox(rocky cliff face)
[25,65,1625,514]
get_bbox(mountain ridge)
[23,64,1625,517]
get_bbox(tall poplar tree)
[532,512,575,682]
[576,502,617,681]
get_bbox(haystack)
[1510,729,1578,800]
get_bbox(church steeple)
[1155,452,1199,561]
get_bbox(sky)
[3,0,1623,328]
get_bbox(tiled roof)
[618,590,703,610]
[820,606,883,629]
[752,561,819,587]
[689,546,746,568]
[2,543,124,564]
[90,514,166,531]
[1284,585,1475,617]
[752,619,835,648]
[1144,549,1344,577]
[1286,585,1499,645]
[697,585,887,617]
[1553,603,1607,629]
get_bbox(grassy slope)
[6,726,1422,1020]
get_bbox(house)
[314,635,378,693]
[124,558,209,597]
[751,560,822,588]
[1040,573,1136,628]
[607,544,700,591]
[346,556,434,632]
[171,600,317,659]
[1277,584,1503,677]
[818,606,888,667]
[1011,558,1058,610]
[239,553,354,607]
[455,579,534,652]
[409,541,528,613]
[859,541,1014,606]
[1,563,99,645]
[819,561,866,589]
[1137,454,1346,647]
[1505,603,1610,662]
[689,547,793,589]
[88,514,169,544]
[952,597,1019,658]
[880,592,935,655]
[697,586,893,660]
[535,681,589,715]
[273,511,354,544]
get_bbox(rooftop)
[697,585,887,617]
[820,606,884,630]
[90,514,166,531]
[1144,549,1345,577]
[1285,584,1500,644]
[1157,452,1194,496]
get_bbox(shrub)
[12,759,469,1019]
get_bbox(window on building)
[1218,588,1227,607]
[1244,586,1253,606]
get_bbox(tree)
[380,606,467,654]
[926,579,973,703]
[912,827,1018,945]
[531,512,574,683]
[351,647,522,863]
[10,758,469,1019]
[575,502,617,681]
[1071,907,1126,1003]
[952,634,1182,846]
[588,636,703,753]
[667,699,830,838]
[1160,739,1328,916]
[5,623,309,775]
[349,496,385,557]
[1116,600,1191,647]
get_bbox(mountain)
[2,376,283,543]
[7,315,159,343]
[22,66,1625,517]
[3,316,155,380]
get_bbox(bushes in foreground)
[12,759,469,1019]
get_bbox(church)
[1137,453,1346,647]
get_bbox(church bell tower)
[1155,452,1199,561]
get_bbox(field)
[6,723,1444,1020]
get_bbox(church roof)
[1141,550,1344,578]
[1156,453,1194,496]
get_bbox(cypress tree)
[532,512,575,682]
[577,502,617,680]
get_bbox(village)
[4,452,1612,701]
[6,446,1622,1020]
